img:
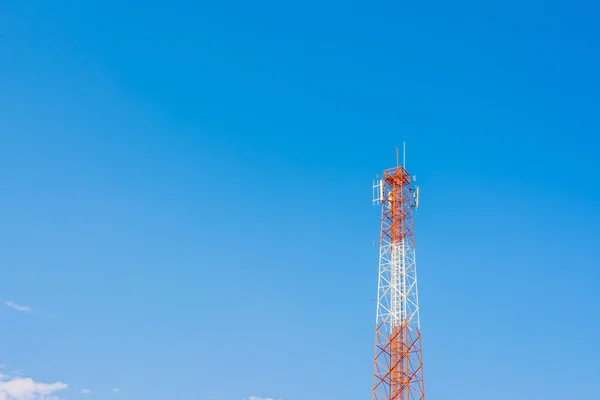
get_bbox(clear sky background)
[0,0,599,399]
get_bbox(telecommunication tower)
[371,148,424,400]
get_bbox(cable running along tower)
[372,150,424,400]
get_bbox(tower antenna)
[371,156,424,400]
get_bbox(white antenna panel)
[372,180,383,205]
[414,186,420,209]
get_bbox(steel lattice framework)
[372,166,424,400]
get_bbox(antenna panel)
[414,186,420,209]
[373,180,383,205]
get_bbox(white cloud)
[0,377,67,400]
[0,371,24,381]
[249,397,276,400]
[81,389,91,394]
[112,388,120,394]
[5,302,31,313]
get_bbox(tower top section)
[373,165,419,211]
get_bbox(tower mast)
[372,156,424,400]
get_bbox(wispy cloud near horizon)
[0,376,67,399]
[5,301,31,313]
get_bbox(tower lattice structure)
[372,165,424,400]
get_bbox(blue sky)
[0,0,599,399]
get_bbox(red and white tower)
[371,152,424,400]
